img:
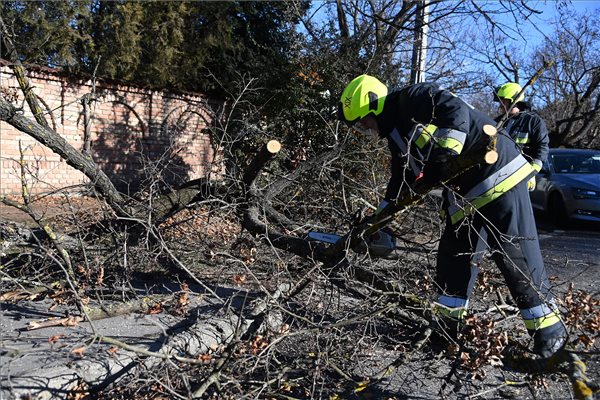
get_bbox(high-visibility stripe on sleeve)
[523,312,561,330]
[532,160,542,172]
[438,295,469,308]
[448,155,532,224]
[520,303,555,320]
[415,124,437,149]
[435,296,469,320]
[434,128,467,154]
[514,131,529,144]
[521,304,562,330]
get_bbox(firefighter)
[337,74,567,357]
[494,82,550,191]
[470,83,551,295]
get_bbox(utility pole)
[410,0,430,84]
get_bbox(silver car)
[530,148,600,227]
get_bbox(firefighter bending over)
[337,75,567,358]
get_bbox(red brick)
[0,65,218,195]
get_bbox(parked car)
[529,148,600,227]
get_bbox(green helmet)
[338,75,388,125]
[495,82,525,103]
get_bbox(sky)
[505,0,600,47]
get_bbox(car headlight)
[573,187,600,199]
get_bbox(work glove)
[422,148,457,185]
[527,176,536,191]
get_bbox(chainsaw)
[308,230,396,257]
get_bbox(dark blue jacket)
[375,83,532,224]
[496,111,549,170]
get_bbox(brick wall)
[0,63,219,196]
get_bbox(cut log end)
[266,140,281,154]
[484,150,499,164]
[483,124,497,136]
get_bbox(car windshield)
[551,153,600,174]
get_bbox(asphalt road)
[534,211,600,294]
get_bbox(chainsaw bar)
[307,231,342,244]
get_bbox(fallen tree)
[1,36,599,400]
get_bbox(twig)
[466,380,527,399]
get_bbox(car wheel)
[548,192,569,228]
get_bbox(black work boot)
[532,322,568,358]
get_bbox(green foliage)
[1,1,306,105]
[0,0,94,67]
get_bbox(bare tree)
[530,9,600,147]
[1,6,598,400]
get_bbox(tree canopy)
[2,0,598,147]
[0,1,304,96]
[1,2,599,399]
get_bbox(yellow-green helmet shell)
[338,75,388,125]
[496,82,525,103]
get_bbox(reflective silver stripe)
[434,128,467,145]
[438,295,469,308]
[447,154,529,217]
[390,128,421,176]
[532,159,543,169]
[520,303,556,320]
[467,264,479,298]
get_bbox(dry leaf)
[48,334,64,344]
[177,292,189,306]
[63,316,81,327]
[233,275,246,285]
[107,346,119,354]
[148,303,163,314]
[28,321,42,330]
[0,291,25,301]
[198,353,212,363]
[71,346,86,358]
[96,265,104,286]
[28,316,83,330]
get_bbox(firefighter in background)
[494,82,550,191]
[337,74,567,357]
[469,83,551,300]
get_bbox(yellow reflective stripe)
[435,296,468,319]
[524,311,562,330]
[515,137,529,144]
[415,124,437,149]
[436,305,467,320]
[436,137,464,154]
[434,128,466,155]
[532,162,542,172]
[450,161,533,224]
